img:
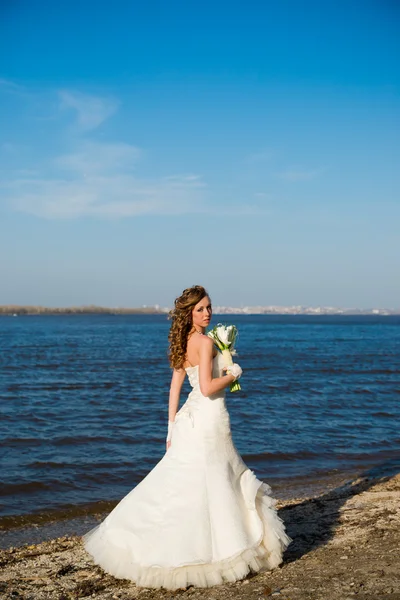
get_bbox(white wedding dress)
[83,352,292,590]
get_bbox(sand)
[1,471,399,600]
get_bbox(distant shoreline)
[1,305,399,316]
[0,306,166,316]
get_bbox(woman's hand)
[166,440,172,452]
[223,362,243,380]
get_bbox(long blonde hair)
[167,285,210,369]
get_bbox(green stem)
[229,380,241,392]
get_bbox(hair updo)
[167,285,210,369]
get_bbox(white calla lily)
[206,323,241,392]
[216,325,228,345]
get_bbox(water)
[1,313,399,527]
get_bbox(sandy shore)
[1,470,399,600]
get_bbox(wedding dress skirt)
[83,352,292,590]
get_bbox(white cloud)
[2,154,270,218]
[0,87,208,218]
[2,140,207,219]
[245,150,274,163]
[276,167,324,181]
[0,78,24,92]
[5,175,204,219]
[0,86,272,219]
[55,141,141,174]
[58,90,119,131]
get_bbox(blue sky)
[0,0,399,309]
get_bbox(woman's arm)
[198,336,236,397]
[168,367,186,421]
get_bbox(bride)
[83,285,292,590]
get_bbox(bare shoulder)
[199,335,214,348]
[198,335,215,357]
[189,333,213,350]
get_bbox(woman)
[83,285,292,590]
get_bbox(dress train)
[83,352,292,589]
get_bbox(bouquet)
[207,323,241,392]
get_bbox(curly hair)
[167,285,211,369]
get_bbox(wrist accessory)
[226,363,242,380]
[166,420,175,443]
